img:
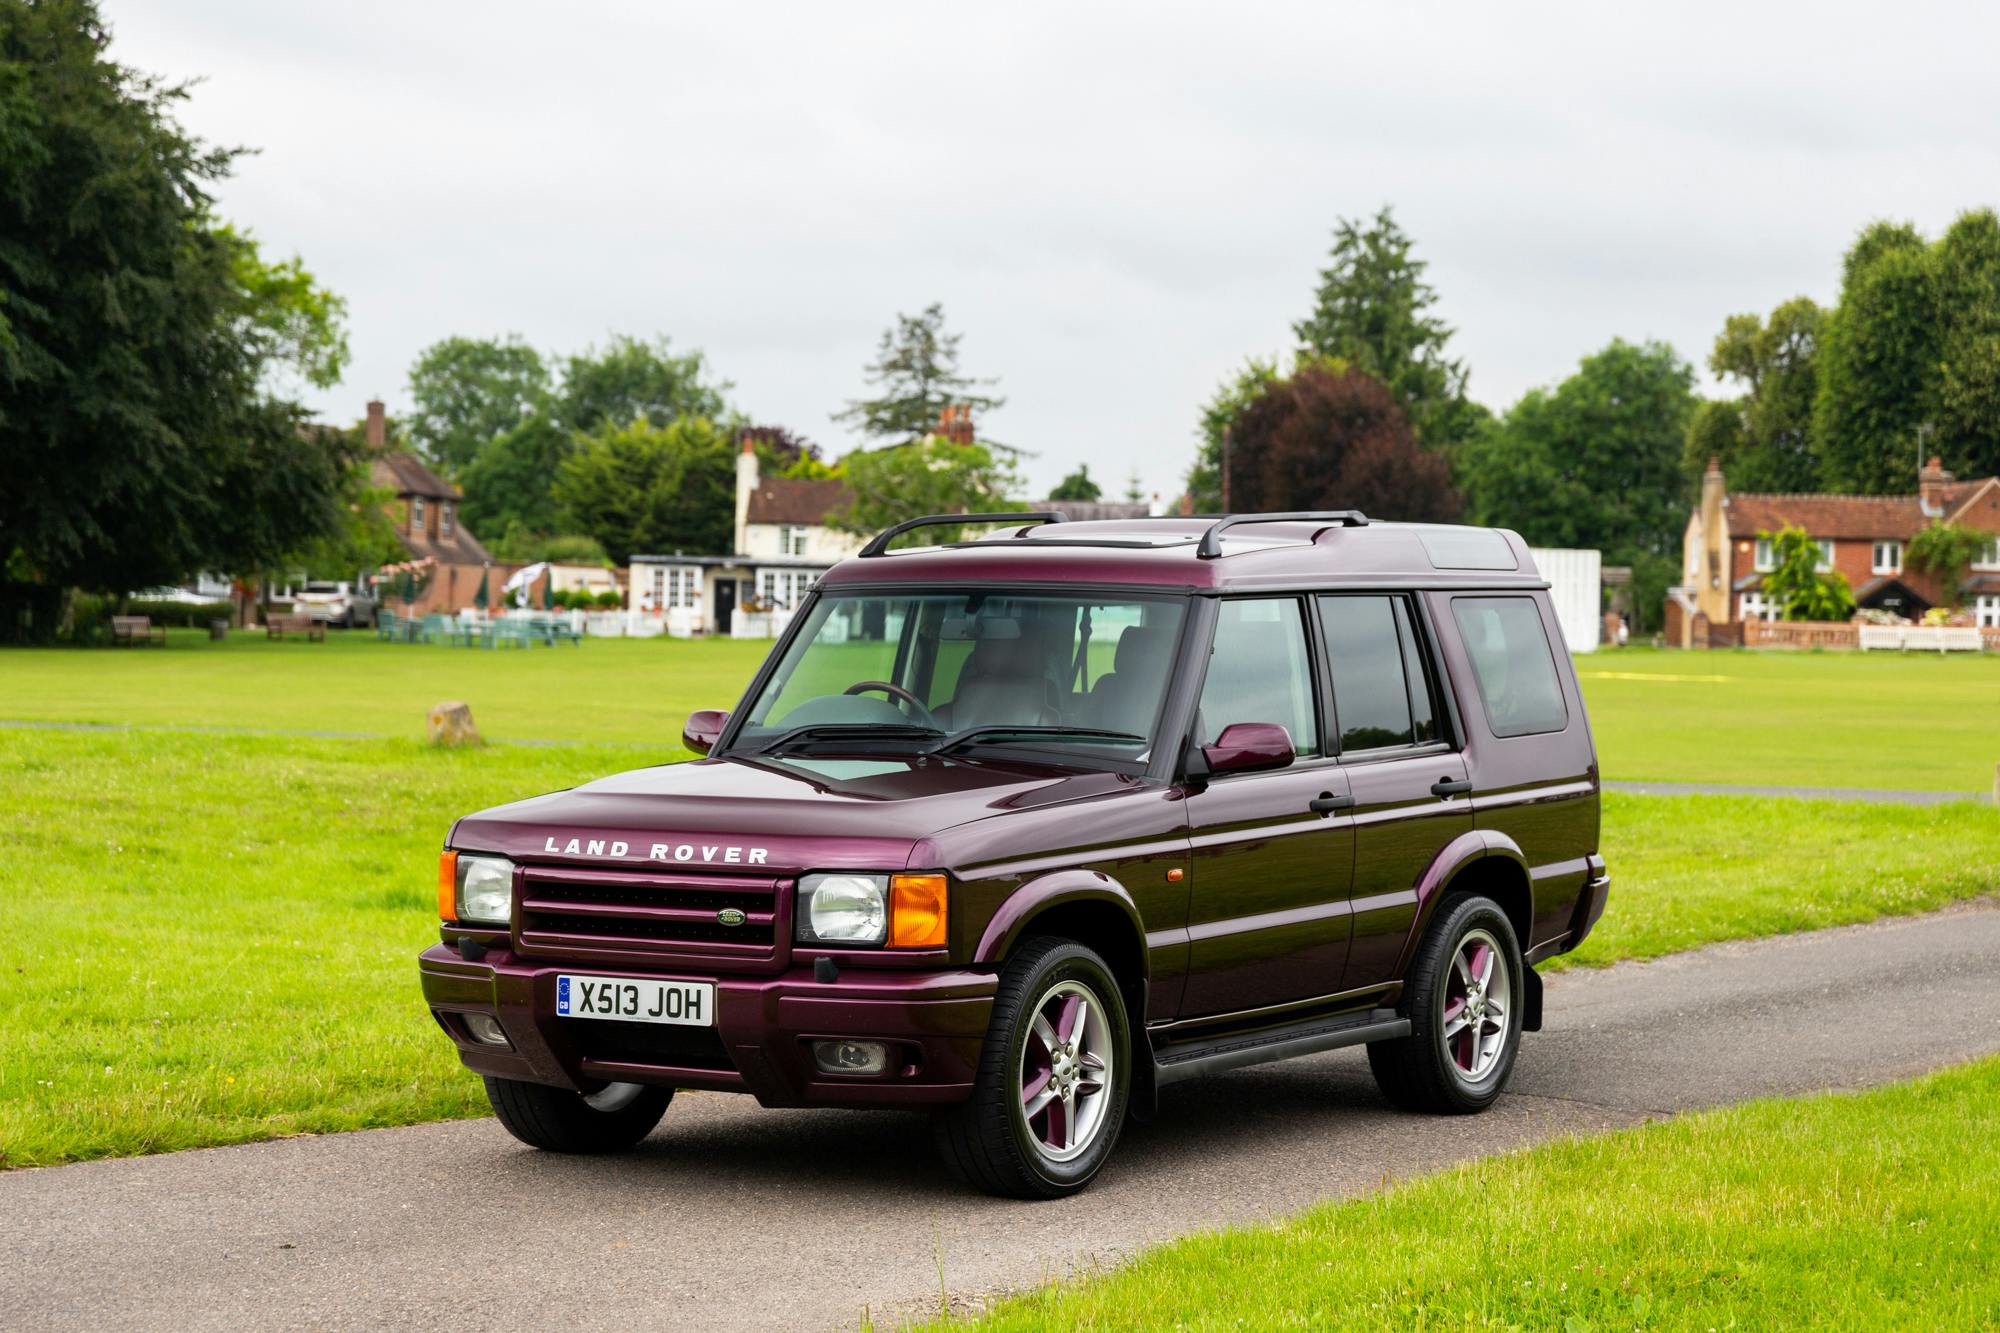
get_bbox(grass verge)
[929,1056,2000,1331]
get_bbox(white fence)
[1859,624,1984,653]
[1527,547,1602,653]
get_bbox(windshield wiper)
[927,725,1146,756]
[755,722,944,756]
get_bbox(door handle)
[1309,792,1355,815]
[1431,778,1473,798]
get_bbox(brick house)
[1669,456,2000,647]
[364,400,500,615]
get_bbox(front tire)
[483,1076,673,1153]
[1367,894,1524,1114]
[933,938,1131,1198]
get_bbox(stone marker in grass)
[428,701,481,747]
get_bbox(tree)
[405,335,551,474]
[0,0,354,631]
[829,437,1023,541]
[1459,339,1696,630]
[1224,363,1460,522]
[1933,209,2000,478]
[834,303,1004,443]
[457,411,568,537]
[1049,465,1101,502]
[1292,207,1476,450]
[739,424,836,478]
[1815,224,1939,494]
[1760,525,1854,621]
[556,334,730,435]
[1688,297,1824,492]
[1185,356,1280,512]
[552,417,736,564]
[1123,470,1146,505]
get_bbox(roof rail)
[1196,510,1369,559]
[858,511,1069,558]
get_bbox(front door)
[715,579,737,635]
[1180,597,1356,1020]
[1316,594,1474,991]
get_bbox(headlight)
[796,873,887,945]
[455,854,515,926]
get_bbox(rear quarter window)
[1450,597,1568,738]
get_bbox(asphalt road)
[7,901,1999,1332]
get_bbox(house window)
[1871,540,1901,575]
[441,502,455,538]
[1975,537,2000,572]
[1739,591,1782,622]
[757,568,818,610]
[665,567,700,610]
[1815,539,1834,569]
[1753,539,1774,573]
[779,525,808,557]
[1978,596,1999,629]
[411,496,426,530]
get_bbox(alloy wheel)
[1016,979,1114,1163]
[1441,927,1511,1082]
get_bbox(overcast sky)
[110,0,2000,504]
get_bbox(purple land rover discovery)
[420,511,1608,1197]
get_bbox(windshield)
[731,590,1188,767]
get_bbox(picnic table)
[110,615,166,647]
[265,613,326,643]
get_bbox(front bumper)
[419,944,997,1107]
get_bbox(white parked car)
[291,580,377,628]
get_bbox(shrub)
[1759,526,1855,622]
[592,589,623,609]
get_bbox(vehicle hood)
[448,752,1144,876]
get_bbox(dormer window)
[412,495,426,531]
[442,502,455,538]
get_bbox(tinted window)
[1451,597,1568,737]
[1318,596,1413,751]
[1197,599,1319,759]
[1393,601,1440,744]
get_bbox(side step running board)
[1151,1008,1410,1087]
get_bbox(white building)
[1527,546,1603,652]
[629,443,861,636]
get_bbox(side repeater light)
[889,873,948,949]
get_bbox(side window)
[1393,600,1440,744]
[1450,597,1568,738]
[1317,596,1414,752]
[1196,599,1319,759]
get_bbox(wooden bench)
[265,613,326,642]
[110,615,166,647]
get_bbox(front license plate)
[555,974,715,1027]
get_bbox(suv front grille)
[514,864,788,973]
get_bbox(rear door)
[1179,597,1356,1019]
[1315,594,1473,991]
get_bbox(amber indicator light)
[437,849,458,922]
[889,873,948,948]
[1166,867,1185,882]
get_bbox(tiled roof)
[746,477,852,526]
[399,526,491,566]
[372,453,461,501]
[1724,492,1926,540]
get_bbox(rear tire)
[1367,894,1524,1114]
[483,1076,673,1153]
[932,938,1130,1199]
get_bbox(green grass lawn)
[0,630,771,744]
[928,1056,2000,1331]
[1579,645,2000,792]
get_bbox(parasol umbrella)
[474,566,490,612]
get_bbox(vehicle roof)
[816,517,1548,593]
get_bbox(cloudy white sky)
[111,1,2000,503]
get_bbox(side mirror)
[682,708,729,756]
[1202,722,1296,776]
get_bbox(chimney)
[1699,457,1726,610]
[365,400,386,450]
[733,435,760,556]
[1919,455,1954,516]
[935,404,974,446]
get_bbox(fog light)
[813,1039,888,1075]
[464,1012,510,1047]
